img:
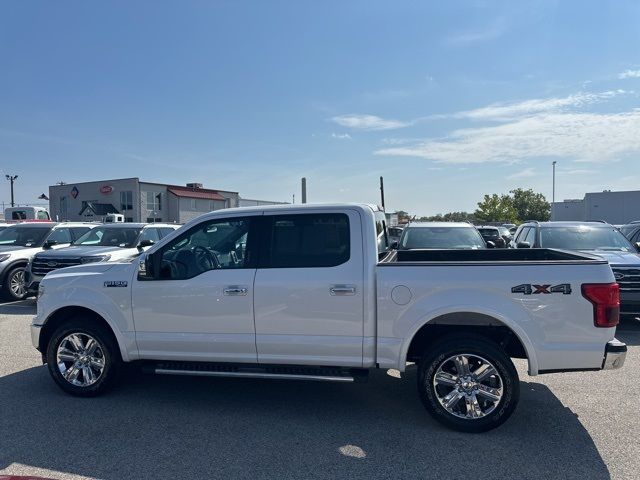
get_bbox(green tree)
[510,188,550,222]
[474,194,518,223]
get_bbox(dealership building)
[48,178,244,223]
[551,190,640,224]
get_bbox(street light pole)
[552,161,556,204]
[5,175,18,207]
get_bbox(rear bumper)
[602,339,627,370]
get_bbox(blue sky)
[1,0,640,215]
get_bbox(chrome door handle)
[330,284,356,296]
[223,286,248,296]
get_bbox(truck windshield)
[0,226,52,247]
[400,227,485,249]
[73,227,142,248]
[540,226,634,252]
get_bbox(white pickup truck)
[31,204,626,432]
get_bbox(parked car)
[26,222,179,294]
[620,222,640,243]
[512,221,640,318]
[396,222,489,249]
[477,226,507,248]
[32,204,626,433]
[387,226,403,244]
[0,222,95,300]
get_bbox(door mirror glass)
[486,240,496,249]
[517,241,531,249]
[635,242,640,253]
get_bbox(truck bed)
[381,248,606,264]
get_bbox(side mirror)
[137,254,155,279]
[390,241,399,250]
[486,241,495,249]
[137,239,155,251]
[635,242,640,253]
[43,239,58,249]
[517,241,531,249]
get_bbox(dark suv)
[512,221,640,318]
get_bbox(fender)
[36,263,139,361]
[43,300,138,362]
[393,288,541,375]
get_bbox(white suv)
[0,222,96,300]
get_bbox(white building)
[49,178,240,223]
[551,190,640,224]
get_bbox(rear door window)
[260,213,350,268]
[47,228,72,244]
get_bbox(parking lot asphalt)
[0,300,638,480]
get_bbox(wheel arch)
[39,305,130,362]
[1,259,29,283]
[402,311,538,375]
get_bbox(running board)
[146,361,368,383]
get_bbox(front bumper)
[602,339,627,370]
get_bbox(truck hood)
[35,245,137,258]
[42,262,124,281]
[582,250,640,267]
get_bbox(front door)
[253,210,365,367]
[132,215,259,363]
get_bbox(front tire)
[46,319,121,396]
[417,334,519,432]
[2,266,28,301]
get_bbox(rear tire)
[45,318,122,396]
[417,334,519,433]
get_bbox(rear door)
[253,210,365,367]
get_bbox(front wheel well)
[39,306,120,358]
[406,313,528,364]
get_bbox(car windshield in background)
[0,226,52,247]
[73,227,142,248]
[400,227,485,249]
[540,226,634,252]
[498,227,510,236]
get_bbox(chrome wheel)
[9,269,26,298]
[56,333,106,387]
[433,353,503,420]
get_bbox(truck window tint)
[157,218,252,280]
[262,213,350,268]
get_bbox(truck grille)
[31,257,83,276]
[612,268,640,292]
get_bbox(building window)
[190,199,197,210]
[125,217,134,223]
[146,217,162,223]
[120,191,133,211]
[146,192,162,211]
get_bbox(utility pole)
[5,175,18,207]
[301,177,307,204]
[552,161,556,204]
[379,176,386,211]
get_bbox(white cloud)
[619,69,640,79]
[507,167,536,179]
[331,114,410,131]
[452,90,627,121]
[375,109,640,164]
[331,132,352,140]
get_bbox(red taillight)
[581,283,620,328]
